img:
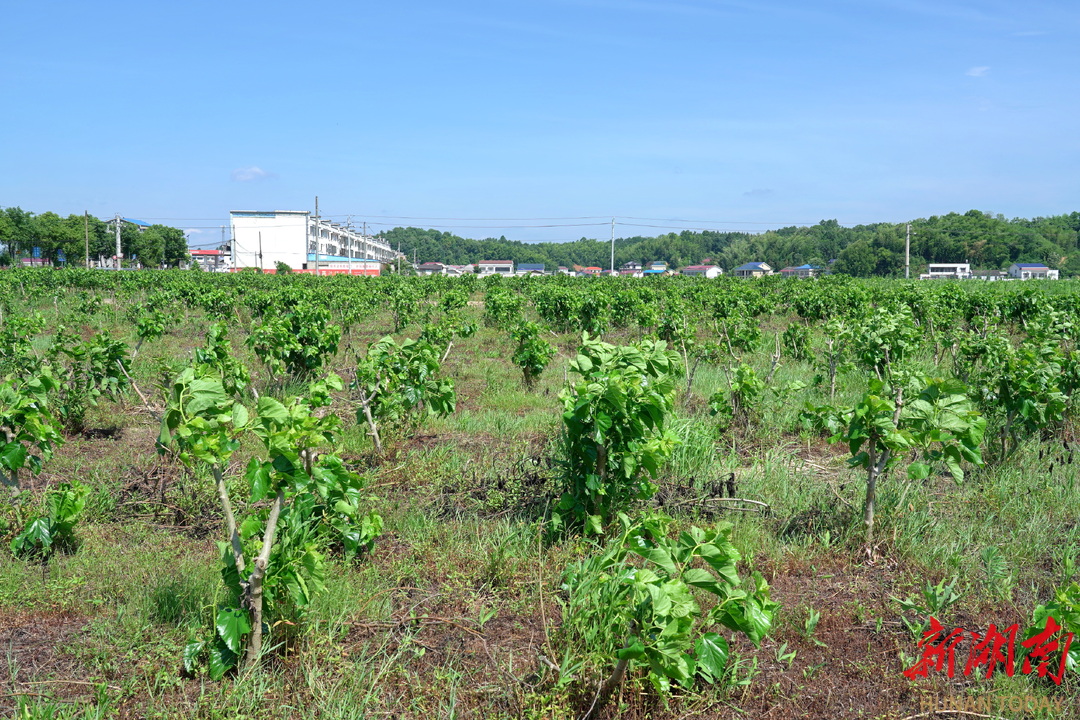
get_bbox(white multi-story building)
[229,210,399,275]
[477,260,514,276]
[920,263,971,279]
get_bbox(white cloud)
[966,66,990,77]
[231,166,275,182]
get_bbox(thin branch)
[900,711,1007,720]
[764,332,782,383]
[115,359,161,422]
[18,680,122,691]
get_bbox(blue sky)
[2,0,1077,245]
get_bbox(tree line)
[0,207,189,268]
[382,210,1080,277]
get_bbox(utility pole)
[230,224,237,272]
[313,196,320,276]
[258,231,264,271]
[346,215,353,276]
[114,213,122,269]
[610,217,615,275]
[905,223,911,279]
[219,226,225,271]
[84,211,89,269]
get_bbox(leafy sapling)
[555,333,680,535]
[352,335,456,454]
[560,513,778,717]
[10,480,89,559]
[841,376,984,545]
[510,320,556,388]
[0,373,62,490]
[162,359,384,679]
[131,303,168,358]
[892,576,963,638]
[709,364,765,431]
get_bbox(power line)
[155,213,903,242]
[147,214,861,227]
[360,221,611,229]
[618,215,821,225]
[318,214,612,221]
[615,222,758,232]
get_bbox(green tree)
[835,239,876,277]
[158,225,189,267]
[129,226,165,267]
[1,207,34,259]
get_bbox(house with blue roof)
[1008,263,1059,280]
[104,217,152,233]
[733,262,773,278]
[780,263,823,278]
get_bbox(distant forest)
[382,210,1080,277]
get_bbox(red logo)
[903,616,1073,685]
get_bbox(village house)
[477,260,514,276]
[919,263,971,280]
[415,262,445,276]
[1008,263,1059,280]
[733,262,773,278]
[970,269,1009,281]
[189,248,225,271]
[680,265,723,278]
[780,264,823,278]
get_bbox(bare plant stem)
[826,339,838,400]
[720,321,737,361]
[765,333,781,383]
[581,656,629,720]
[244,488,284,669]
[864,386,903,546]
[358,389,383,454]
[212,466,246,574]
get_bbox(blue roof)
[643,268,665,274]
[123,218,151,227]
[518,263,545,270]
[735,262,769,271]
[1014,263,1049,268]
[794,264,822,270]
